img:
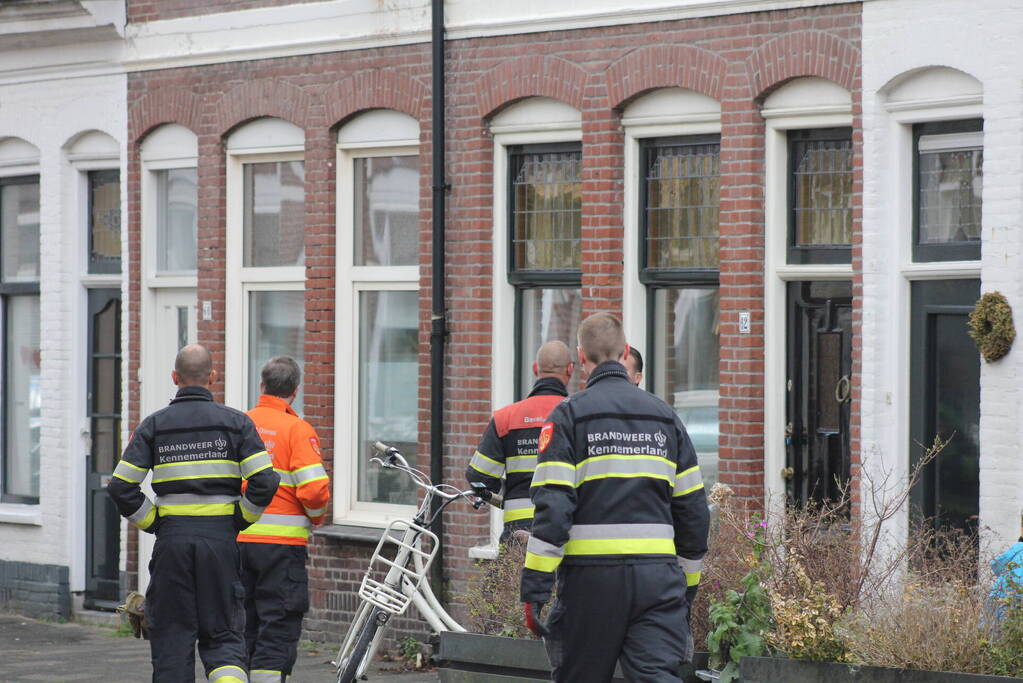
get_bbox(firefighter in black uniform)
[520,313,709,683]
[108,344,280,683]
[466,340,574,540]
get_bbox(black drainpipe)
[429,0,448,593]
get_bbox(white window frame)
[333,137,420,527]
[225,143,306,411]
[881,96,983,544]
[141,124,199,292]
[762,78,854,508]
[68,131,123,595]
[0,143,42,523]
[621,88,722,374]
[472,99,582,556]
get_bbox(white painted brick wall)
[862,0,1023,551]
[0,73,126,584]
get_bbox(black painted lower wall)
[0,560,71,620]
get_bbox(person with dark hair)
[521,313,709,682]
[467,340,574,540]
[240,357,330,683]
[108,344,280,683]
[625,347,644,387]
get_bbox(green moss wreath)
[967,291,1015,363]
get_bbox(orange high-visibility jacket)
[238,394,331,546]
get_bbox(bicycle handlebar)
[370,441,494,515]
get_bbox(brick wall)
[128,0,331,23]
[126,2,862,644]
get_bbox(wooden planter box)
[436,631,708,682]
[740,656,1023,683]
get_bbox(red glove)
[523,602,549,637]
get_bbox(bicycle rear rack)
[358,519,438,615]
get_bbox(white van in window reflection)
[672,389,718,489]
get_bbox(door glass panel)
[156,168,198,274]
[357,290,419,505]
[518,287,583,396]
[177,306,188,351]
[510,149,582,272]
[1,180,40,282]
[243,161,305,267]
[4,296,41,501]
[652,287,720,487]
[88,170,121,274]
[248,290,305,411]
[354,155,420,266]
[816,332,841,431]
[88,293,121,475]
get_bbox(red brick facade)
[126,3,862,643]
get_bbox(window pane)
[792,135,853,247]
[652,287,719,488]
[243,161,305,267]
[519,288,583,396]
[354,156,420,266]
[1,180,40,283]
[248,291,305,412]
[511,149,581,272]
[645,141,719,269]
[156,168,198,274]
[4,295,40,501]
[358,290,419,505]
[88,170,121,274]
[88,291,121,475]
[919,145,982,245]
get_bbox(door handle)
[781,467,794,480]
[835,375,851,403]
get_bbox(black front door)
[85,288,122,609]
[786,281,853,506]
[910,279,980,538]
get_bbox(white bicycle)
[333,441,498,683]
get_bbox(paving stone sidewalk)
[0,613,439,683]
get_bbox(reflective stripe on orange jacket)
[238,394,331,546]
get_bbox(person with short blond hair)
[521,313,709,683]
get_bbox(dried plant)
[464,539,535,639]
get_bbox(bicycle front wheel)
[336,605,387,683]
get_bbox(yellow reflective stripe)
[469,451,504,478]
[673,465,704,496]
[239,496,264,522]
[685,571,702,587]
[563,537,676,556]
[250,671,282,683]
[131,502,157,530]
[208,664,248,682]
[531,461,575,487]
[153,473,242,483]
[503,506,534,523]
[506,455,537,473]
[524,551,562,573]
[293,463,328,485]
[673,481,705,497]
[113,460,147,483]
[239,524,310,539]
[577,471,673,485]
[275,467,296,486]
[240,450,272,478]
[158,503,235,516]
[303,506,326,517]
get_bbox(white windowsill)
[0,504,42,526]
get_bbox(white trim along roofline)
[123,0,876,73]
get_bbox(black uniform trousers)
[240,543,310,680]
[147,518,247,683]
[544,562,693,683]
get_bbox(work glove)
[523,602,549,638]
[116,591,149,640]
